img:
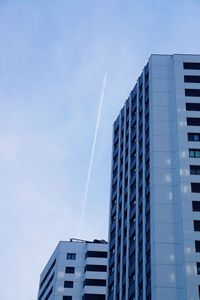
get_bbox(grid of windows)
[38,242,108,300]
[107,56,200,300]
[108,63,150,300]
[185,63,200,298]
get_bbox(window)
[84,264,107,272]
[40,259,56,289]
[191,183,200,193]
[185,89,200,97]
[63,297,72,300]
[66,253,76,260]
[192,201,200,211]
[194,221,200,231]
[83,279,106,287]
[190,165,200,175]
[189,149,200,158]
[187,118,200,126]
[82,294,105,300]
[85,251,107,258]
[44,287,53,300]
[184,75,200,83]
[184,62,200,70]
[197,262,200,275]
[188,133,200,142]
[198,285,200,298]
[64,281,73,288]
[186,103,200,111]
[39,273,54,300]
[65,267,75,274]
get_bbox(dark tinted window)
[194,220,200,231]
[190,165,200,175]
[44,287,53,300]
[63,297,72,300]
[82,294,105,300]
[184,75,200,83]
[191,183,200,193]
[184,62,200,70]
[83,279,106,286]
[85,265,107,272]
[65,267,75,274]
[64,281,73,288]
[189,149,200,158]
[40,259,56,289]
[195,241,200,252]
[39,273,54,300]
[186,103,200,111]
[85,251,107,258]
[192,201,200,211]
[197,262,200,275]
[188,133,200,141]
[185,89,200,97]
[67,253,76,260]
[187,118,200,126]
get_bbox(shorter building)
[37,238,108,300]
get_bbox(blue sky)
[1,0,200,299]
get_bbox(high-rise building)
[37,239,108,300]
[107,54,200,300]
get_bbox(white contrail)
[78,71,107,236]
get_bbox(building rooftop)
[69,238,108,244]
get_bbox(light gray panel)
[154,203,178,223]
[152,120,176,136]
[155,264,182,288]
[150,91,171,106]
[152,168,177,186]
[152,151,176,169]
[151,65,171,79]
[151,185,178,204]
[155,287,184,300]
[154,222,180,244]
[154,243,181,265]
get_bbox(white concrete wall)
[38,241,108,300]
[149,54,200,300]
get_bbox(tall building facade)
[38,239,108,300]
[108,54,200,300]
